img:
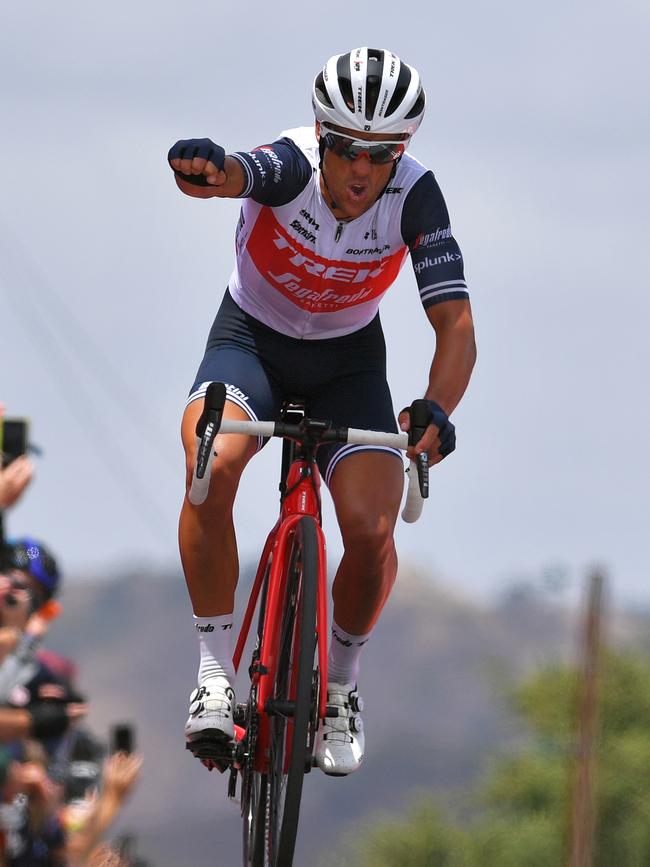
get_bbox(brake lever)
[195,382,227,479]
[409,399,430,499]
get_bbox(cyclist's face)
[317,123,397,220]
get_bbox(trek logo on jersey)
[413,251,462,274]
[246,207,407,313]
[412,225,453,249]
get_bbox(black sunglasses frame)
[322,132,406,165]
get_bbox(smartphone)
[0,419,29,467]
[110,723,135,754]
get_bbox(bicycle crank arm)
[264,699,296,717]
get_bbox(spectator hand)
[7,759,60,809]
[0,455,34,509]
[86,843,126,867]
[102,751,143,801]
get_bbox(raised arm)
[167,136,312,204]
[168,139,245,198]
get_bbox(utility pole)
[567,569,605,867]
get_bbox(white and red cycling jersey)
[228,127,469,340]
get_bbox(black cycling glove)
[168,138,226,187]
[402,400,456,458]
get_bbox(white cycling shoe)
[185,676,235,757]
[315,682,365,776]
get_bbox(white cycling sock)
[327,619,372,686]
[193,614,236,686]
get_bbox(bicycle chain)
[240,682,259,819]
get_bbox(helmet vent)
[365,49,385,120]
[336,54,356,113]
[313,72,334,109]
[384,63,412,118]
[405,86,426,119]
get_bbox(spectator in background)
[0,404,34,540]
[86,843,128,867]
[0,541,87,749]
[63,751,143,866]
[0,459,33,512]
[0,739,67,866]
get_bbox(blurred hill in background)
[44,566,648,866]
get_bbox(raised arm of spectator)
[65,751,143,866]
[0,403,34,513]
[0,456,34,510]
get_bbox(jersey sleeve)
[401,172,470,310]
[230,137,313,207]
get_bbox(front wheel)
[266,516,319,866]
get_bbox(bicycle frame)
[232,447,329,772]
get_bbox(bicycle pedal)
[186,732,234,763]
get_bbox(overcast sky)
[1,0,648,604]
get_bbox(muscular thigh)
[310,369,402,488]
[329,450,404,541]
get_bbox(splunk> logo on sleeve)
[413,252,462,273]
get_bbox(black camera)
[1,418,29,468]
[110,723,135,754]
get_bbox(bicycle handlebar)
[189,382,429,522]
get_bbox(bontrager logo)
[346,245,391,256]
[413,252,462,273]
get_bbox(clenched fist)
[168,138,226,187]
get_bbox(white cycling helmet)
[312,47,426,138]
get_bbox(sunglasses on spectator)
[321,130,408,165]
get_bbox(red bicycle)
[189,382,429,867]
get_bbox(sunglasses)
[322,131,407,165]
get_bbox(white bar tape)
[345,427,409,449]
[219,419,276,438]
[401,461,424,523]
[190,420,423,522]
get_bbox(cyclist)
[169,47,476,776]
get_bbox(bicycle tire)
[242,764,266,866]
[267,516,318,866]
[242,573,271,867]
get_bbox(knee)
[339,509,396,560]
[183,447,245,513]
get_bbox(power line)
[0,221,174,543]
[0,211,179,470]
